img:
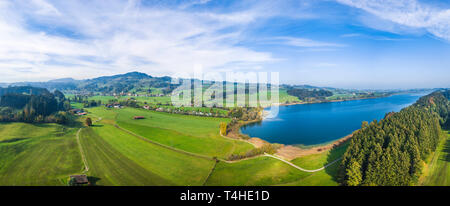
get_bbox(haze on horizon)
[0,0,449,90]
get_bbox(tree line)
[0,87,71,124]
[286,87,333,101]
[339,90,449,186]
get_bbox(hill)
[0,72,398,105]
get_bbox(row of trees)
[227,107,262,121]
[227,144,280,161]
[70,95,102,108]
[339,90,449,186]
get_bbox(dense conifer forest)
[339,90,450,186]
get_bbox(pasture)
[420,129,450,186]
[205,142,348,186]
[80,123,215,185]
[0,104,349,186]
[113,107,254,158]
[0,123,83,185]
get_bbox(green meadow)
[0,123,83,185]
[0,104,362,186]
[114,107,253,158]
[80,123,214,185]
[420,129,450,186]
[205,142,348,186]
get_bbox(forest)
[0,87,71,124]
[339,90,450,186]
[286,87,333,101]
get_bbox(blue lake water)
[241,92,430,146]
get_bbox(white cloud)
[0,0,280,82]
[258,36,346,48]
[277,37,346,47]
[31,0,61,16]
[336,0,450,41]
[340,33,362,38]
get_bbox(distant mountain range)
[0,71,441,95]
[2,72,173,94]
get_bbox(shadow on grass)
[0,137,28,143]
[441,130,450,162]
[324,141,350,184]
[87,176,102,186]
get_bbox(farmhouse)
[70,109,87,115]
[69,175,89,185]
[70,108,82,113]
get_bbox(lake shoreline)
[226,117,356,160]
[271,93,395,108]
[230,91,427,160]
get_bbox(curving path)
[264,153,342,173]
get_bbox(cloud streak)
[336,0,450,41]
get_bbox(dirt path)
[76,117,102,173]
[76,128,89,173]
[265,153,342,173]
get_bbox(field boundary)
[114,124,214,161]
[202,160,218,186]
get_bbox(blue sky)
[0,0,449,89]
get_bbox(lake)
[240,93,430,146]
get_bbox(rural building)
[70,109,87,116]
[70,109,82,113]
[69,175,89,185]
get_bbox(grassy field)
[78,106,256,185]
[80,123,215,185]
[113,107,254,158]
[205,143,348,186]
[1,101,351,186]
[205,156,311,186]
[420,129,450,186]
[280,142,349,186]
[0,123,83,185]
[291,142,349,170]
